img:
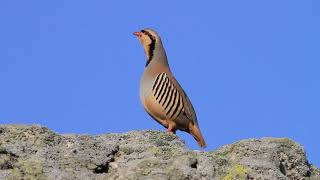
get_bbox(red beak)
[133,31,142,37]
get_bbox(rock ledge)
[0,125,319,180]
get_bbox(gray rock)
[0,125,318,180]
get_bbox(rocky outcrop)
[0,125,319,180]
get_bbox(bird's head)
[134,28,167,67]
[133,28,159,47]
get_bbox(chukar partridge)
[134,28,206,148]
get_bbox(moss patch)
[223,164,248,180]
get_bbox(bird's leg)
[167,127,176,134]
[167,121,177,134]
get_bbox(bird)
[133,28,207,148]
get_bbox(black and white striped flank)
[152,72,185,120]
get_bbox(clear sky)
[0,1,319,167]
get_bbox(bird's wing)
[180,89,198,126]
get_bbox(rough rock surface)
[0,125,318,180]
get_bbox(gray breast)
[140,69,155,103]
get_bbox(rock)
[0,125,318,180]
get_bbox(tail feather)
[189,124,207,148]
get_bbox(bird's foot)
[166,120,177,134]
[166,128,176,134]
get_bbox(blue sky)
[0,1,319,166]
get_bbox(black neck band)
[141,30,156,67]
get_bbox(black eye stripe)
[141,30,156,41]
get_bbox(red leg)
[167,121,176,134]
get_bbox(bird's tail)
[189,124,207,148]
